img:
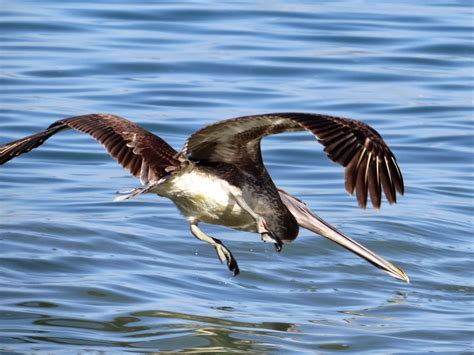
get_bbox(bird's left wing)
[0,113,179,185]
[184,112,403,209]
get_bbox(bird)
[0,112,408,282]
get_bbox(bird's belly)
[154,170,257,231]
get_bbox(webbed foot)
[214,239,240,276]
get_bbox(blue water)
[1,1,473,353]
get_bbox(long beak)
[278,189,409,283]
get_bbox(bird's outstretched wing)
[0,113,179,185]
[184,112,403,208]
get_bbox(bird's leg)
[190,224,240,276]
[231,193,283,252]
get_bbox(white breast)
[153,169,256,231]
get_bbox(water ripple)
[1,0,473,353]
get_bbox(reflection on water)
[17,308,295,352]
[1,0,473,353]
[337,292,408,324]
[3,292,413,352]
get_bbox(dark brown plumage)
[0,113,180,184]
[0,112,408,282]
[185,113,403,208]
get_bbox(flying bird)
[0,112,408,282]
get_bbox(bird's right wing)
[184,112,404,209]
[0,113,180,185]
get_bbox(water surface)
[0,1,473,353]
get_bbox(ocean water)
[0,1,473,353]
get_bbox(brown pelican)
[0,112,408,282]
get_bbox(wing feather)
[184,112,403,208]
[0,113,179,185]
